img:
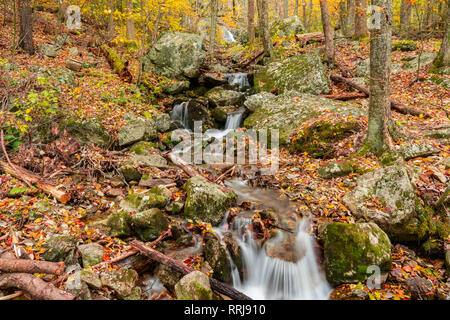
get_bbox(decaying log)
[100,45,133,83]
[237,49,265,68]
[0,259,65,275]
[65,58,82,72]
[295,32,324,45]
[320,92,368,101]
[131,240,252,300]
[0,273,76,300]
[165,152,204,178]
[0,160,71,204]
[330,75,431,118]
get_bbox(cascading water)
[224,108,246,130]
[171,101,190,130]
[222,27,237,43]
[224,73,251,92]
[214,179,332,300]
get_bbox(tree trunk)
[432,2,449,73]
[257,0,272,57]
[339,0,348,35]
[346,0,355,36]
[283,0,289,19]
[18,0,34,54]
[248,0,255,45]
[126,0,135,41]
[209,0,218,55]
[354,0,367,39]
[107,0,115,40]
[399,0,411,38]
[365,0,395,155]
[294,0,299,16]
[319,0,334,64]
[302,0,307,29]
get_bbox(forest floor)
[0,11,449,300]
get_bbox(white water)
[224,73,250,91]
[215,179,332,300]
[171,101,190,130]
[222,27,237,43]
[224,108,245,130]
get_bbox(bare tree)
[18,0,34,55]
[346,0,355,36]
[365,0,395,155]
[432,0,449,74]
[319,0,334,64]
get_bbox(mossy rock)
[203,234,232,283]
[100,268,139,299]
[77,243,105,267]
[269,16,305,37]
[42,235,78,264]
[63,118,111,147]
[119,191,168,213]
[118,163,142,182]
[289,121,359,158]
[106,210,132,238]
[118,114,157,147]
[175,271,216,300]
[323,222,392,285]
[392,40,418,52]
[129,141,157,155]
[131,208,169,241]
[318,160,358,179]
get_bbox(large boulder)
[254,53,330,95]
[205,87,245,107]
[100,268,140,299]
[343,165,429,241]
[356,59,402,78]
[270,16,305,37]
[402,52,437,71]
[243,92,364,145]
[118,115,157,147]
[106,210,132,238]
[397,143,440,160]
[143,31,206,80]
[174,271,216,300]
[42,234,78,264]
[63,118,111,147]
[183,176,237,225]
[323,222,391,285]
[119,190,168,213]
[130,208,170,242]
[77,243,104,267]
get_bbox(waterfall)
[224,108,245,130]
[224,73,250,91]
[222,27,237,43]
[171,101,190,130]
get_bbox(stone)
[38,67,77,87]
[152,113,171,133]
[129,141,157,155]
[42,234,78,264]
[40,44,57,58]
[425,128,450,139]
[55,33,71,47]
[119,190,168,213]
[205,87,245,107]
[106,210,132,238]
[397,143,440,160]
[357,59,402,78]
[405,277,434,300]
[203,234,232,283]
[211,107,228,123]
[65,271,92,300]
[100,268,139,299]
[270,16,304,37]
[69,47,79,56]
[77,243,105,267]
[343,165,429,241]
[210,64,230,73]
[318,160,357,179]
[183,176,237,225]
[174,271,215,300]
[392,40,418,52]
[323,222,392,285]
[130,208,169,241]
[63,118,111,147]
[127,154,168,169]
[445,249,450,272]
[199,73,228,87]
[143,31,206,79]
[80,269,102,290]
[403,52,438,71]
[163,80,190,95]
[118,115,157,147]
[429,75,450,89]
[253,52,330,95]
[118,163,142,182]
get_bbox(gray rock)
[174,271,215,300]
[153,113,171,133]
[38,67,77,86]
[163,80,190,95]
[403,52,438,71]
[405,277,434,300]
[323,222,391,285]
[78,243,105,267]
[118,115,157,147]
[210,64,230,73]
[183,176,237,225]
[318,160,356,179]
[131,208,169,241]
[119,190,168,213]
[69,47,79,56]
[55,33,71,47]
[128,154,168,168]
[42,234,78,264]
[63,118,111,147]
[203,234,232,283]
[65,271,92,300]
[106,211,132,238]
[343,165,428,241]
[397,143,440,160]
[425,128,450,139]
[205,87,245,107]
[254,52,330,95]
[100,268,139,299]
[40,44,57,58]
[270,16,304,37]
[80,269,102,289]
[118,163,141,182]
[357,59,402,78]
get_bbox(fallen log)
[0,259,65,275]
[165,152,204,179]
[0,273,76,300]
[100,44,133,83]
[320,92,367,101]
[237,49,265,68]
[0,160,71,204]
[131,240,252,300]
[330,75,431,118]
[295,32,324,45]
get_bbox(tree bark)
[257,0,272,57]
[339,0,348,35]
[0,273,75,300]
[131,240,252,300]
[248,0,255,45]
[0,259,65,275]
[107,0,115,40]
[432,2,449,73]
[354,0,368,39]
[294,0,299,16]
[18,0,34,54]
[283,0,289,18]
[319,0,334,64]
[346,0,355,36]
[209,0,218,55]
[365,0,395,155]
[399,0,411,38]
[126,0,135,41]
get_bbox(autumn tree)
[18,0,34,55]
[432,0,449,74]
[209,0,218,55]
[364,0,395,155]
[319,0,334,64]
[399,0,411,38]
[353,0,367,39]
[248,0,255,45]
[126,0,135,41]
[257,0,272,56]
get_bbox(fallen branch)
[0,259,65,275]
[0,160,71,204]
[165,152,204,179]
[330,75,431,118]
[131,240,252,300]
[320,92,367,101]
[0,273,76,300]
[0,290,23,300]
[237,49,265,68]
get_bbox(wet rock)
[211,107,228,123]
[343,165,430,241]
[42,234,78,264]
[63,118,111,147]
[397,143,440,160]
[131,208,169,241]
[153,113,171,133]
[100,268,139,299]
[265,233,304,263]
[183,176,237,225]
[199,73,228,87]
[405,277,434,300]
[106,210,132,238]
[270,16,304,37]
[222,233,243,276]
[118,115,157,147]
[174,271,215,300]
[77,243,105,267]
[143,31,206,79]
[155,264,183,293]
[253,52,330,95]
[119,190,168,213]
[205,87,245,107]
[318,160,357,179]
[323,222,391,285]
[203,234,232,283]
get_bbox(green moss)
[129,141,157,155]
[392,40,418,52]
[106,210,132,238]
